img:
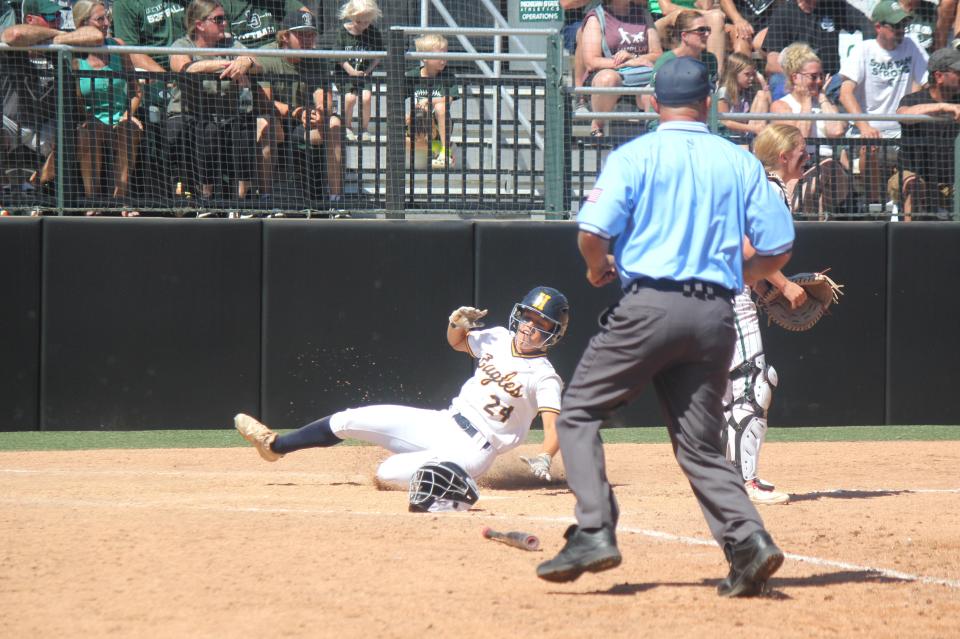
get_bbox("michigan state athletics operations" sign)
[518,0,561,22]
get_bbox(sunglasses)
[42,12,61,22]
[205,14,227,25]
[683,26,711,36]
[879,21,911,29]
[797,72,824,80]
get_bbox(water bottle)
[239,86,253,114]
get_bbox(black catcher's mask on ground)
[408,461,480,513]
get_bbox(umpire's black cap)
[654,57,711,106]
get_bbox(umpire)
[537,57,795,597]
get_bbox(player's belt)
[453,413,492,450]
[625,277,734,301]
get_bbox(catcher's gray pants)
[558,281,767,548]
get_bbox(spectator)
[405,33,461,170]
[762,0,863,101]
[891,47,960,220]
[1,0,104,194]
[216,1,309,202]
[222,0,308,50]
[332,0,383,143]
[560,0,600,114]
[257,10,343,204]
[772,42,851,215]
[649,0,726,73]
[839,0,927,204]
[580,0,662,137]
[112,0,188,72]
[168,0,263,207]
[935,0,960,49]
[716,51,770,144]
[112,0,191,201]
[72,0,144,216]
[652,10,719,84]
[902,0,938,53]
[719,0,778,56]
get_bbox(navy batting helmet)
[408,461,480,513]
[508,286,570,349]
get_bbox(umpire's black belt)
[453,413,492,450]
[625,277,734,301]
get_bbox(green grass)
[0,425,958,452]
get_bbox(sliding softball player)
[235,286,569,489]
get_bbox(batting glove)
[449,306,488,330]
[520,453,552,482]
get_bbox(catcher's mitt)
[753,271,844,332]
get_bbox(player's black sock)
[271,415,342,453]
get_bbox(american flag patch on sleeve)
[586,188,603,203]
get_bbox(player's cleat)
[536,524,621,582]
[234,413,283,462]
[717,530,784,597]
[745,478,790,505]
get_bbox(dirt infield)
[2,440,958,638]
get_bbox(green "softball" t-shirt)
[219,0,306,49]
[112,0,188,68]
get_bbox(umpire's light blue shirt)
[577,121,795,291]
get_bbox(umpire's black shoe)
[717,530,784,597]
[536,524,622,583]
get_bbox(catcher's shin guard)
[722,355,777,482]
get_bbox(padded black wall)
[41,218,261,429]
[887,223,960,425]
[5,218,956,431]
[764,222,888,426]
[260,220,474,429]
[0,218,41,430]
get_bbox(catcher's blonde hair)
[339,0,381,23]
[780,42,821,91]
[753,124,804,171]
[415,34,448,52]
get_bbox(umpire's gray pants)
[558,285,766,547]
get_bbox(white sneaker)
[745,478,789,505]
[344,128,358,142]
[234,413,283,462]
[360,130,375,143]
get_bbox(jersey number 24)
[483,395,514,422]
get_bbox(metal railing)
[570,100,960,221]
[2,36,958,220]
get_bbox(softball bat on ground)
[481,526,540,551]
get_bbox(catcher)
[723,125,843,505]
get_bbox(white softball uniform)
[329,327,563,485]
[723,172,788,481]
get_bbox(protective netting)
[2,0,957,219]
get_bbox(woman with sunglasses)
[771,42,851,217]
[169,0,263,211]
[72,0,144,216]
[721,123,808,507]
[579,0,662,137]
[651,10,719,88]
